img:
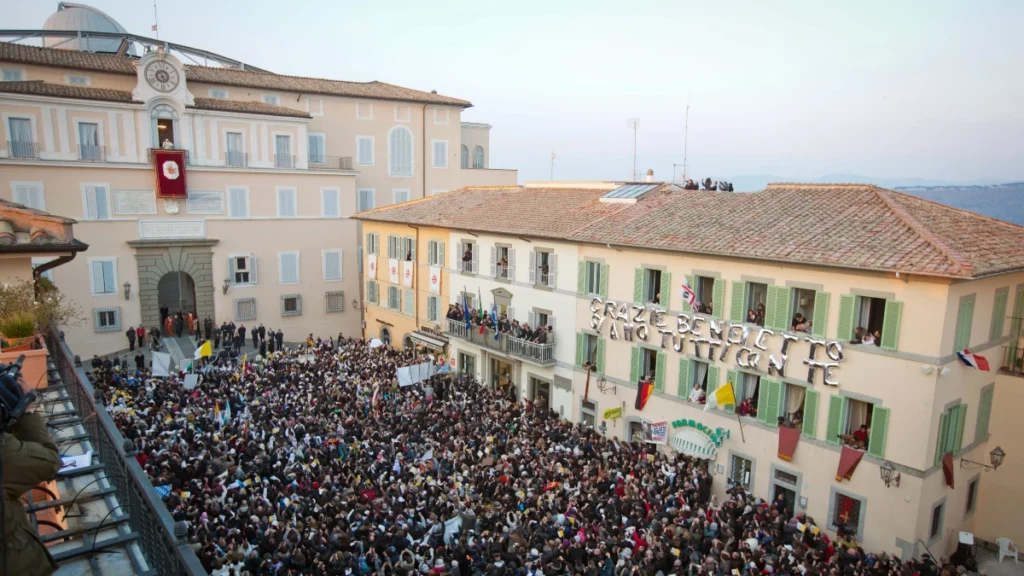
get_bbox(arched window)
[150,103,179,148]
[388,126,413,176]
[380,326,392,346]
[461,144,469,169]
[473,145,484,169]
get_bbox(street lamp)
[960,446,1007,471]
[222,278,230,295]
[123,281,131,301]
[879,460,901,488]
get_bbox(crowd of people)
[682,179,735,192]
[446,303,553,345]
[85,334,955,576]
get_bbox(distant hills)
[895,182,1024,227]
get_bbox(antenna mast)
[153,1,160,40]
[682,104,689,183]
[627,118,640,181]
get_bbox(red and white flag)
[957,349,990,371]
[679,278,697,309]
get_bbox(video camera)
[0,355,37,430]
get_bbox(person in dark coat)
[213,328,221,350]
[126,327,136,351]
[251,327,259,349]
[238,325,247,346]
[275,329,284,350]
[204,317,213,341]
[159,305,169,330]
[268,333,276,354]
[259,339,267,358]
[258,324,266,343]
[134,352,145,372]
[173,312,183,338]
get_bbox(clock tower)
[132,49,194,150]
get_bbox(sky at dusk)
[3,0,1022,185]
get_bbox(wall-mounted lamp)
[961,446,1006,472]
[939,367,951,376]
[920,365,935,375]
[222,278,230,295]
[123,281,131,301]
[880,460,901,488]
[351,298,362,311]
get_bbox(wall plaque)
[112,189,157,215]
[186,190,225,215]
[139,220,206,239]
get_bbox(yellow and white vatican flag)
[194,340,213,359]
[704,381,736,412]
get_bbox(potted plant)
[0,279,82,390]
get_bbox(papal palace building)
[0,3,515,357]
[355,181,1024,561]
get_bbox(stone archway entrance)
[130,239,217,331]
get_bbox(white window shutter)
[490,246,497,277]
[549,254,558,287]
[508,249,516,280]
[228,257,237,284]
[529,310,537,328]
[439,242,445,268]
[529,252,537,285]
[471,246,478,271]
[249,254,258,284]
[508,307,515,322]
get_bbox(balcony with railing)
[495,264,511,280]
[225,150,248,167]
[78,144,106,162]
[147,147,192,165]
[999,317,1024,376]
[460,259,478,274]
[308,154,353,170]
[446,318,555,365]
[274,153,295,169]
[8,139,39,158]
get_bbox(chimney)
[645,169,654,183]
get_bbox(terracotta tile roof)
[570,183,1024,279]
[354,186,631,240]
[0,197,86,253]
[190,96,311,118]
[0,80,135,102]
[0,42,472,107]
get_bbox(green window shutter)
[596,339,606,373]
[990,288,1008,341]
[764,286,778,330]
[1013,287,1024,335]
[660,271,672,310]
[757,382,772,425]
[955,297,975,352]
[677,358,692,397]
[801,389,819,439]
[975,387,993,443]
[684,274,696,313]
[724,370,739,413]
[825,395,845,446]
[811,291,830,338]
[867,405,890,458]
[404,289,415,316]
[775,287,793,331]
[953,404,968,456]
[837,294,856,341]
[599,264,610,299]
[935,411,950,467]
[766,380,782,427]
[712,278,726,319]
[880,300,903,351]
[655,352,667,392]
[730,281,746,323]
[629,346,641,384]
[633,268,644,305]
[706,365,720,400]
[575,332,585,367]
[577,261,587,294]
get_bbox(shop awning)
[942,453,955,489]
[835,446,864,482]
[778,426,800,462]
[409,330,448,350]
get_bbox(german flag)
[635,378,654,411]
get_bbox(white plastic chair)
[997,537,1019,564]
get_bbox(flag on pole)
[704,381,737,412]
[194,340,213,359]
[491,301,500,340]
[154,484,171,498]
[477,288,485,335]
[151,24,158,32]
[462,289,471,330]
[635,378,654,411]
[680,278,697,309]
[214,403,221,423]
[956,349,990,371]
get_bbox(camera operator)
[1,365,62,576]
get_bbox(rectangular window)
[93,307,120,332]
[356,102,373,120]
[690,359,709,392]
[276,188,297,218]
[966,478,978,515]
[281,294,302,317]
[356,136,374,165]
[82,185,111,220]
[640,348,660,381]
[855,296,888,345]
[325,291,345,313]
[645,268,663,304]
[790,288,817,332]
[535,250,556,287]
[460,242,477,273]
[228,187,250,218]
[739,373,761,418]
[274,135,293,168]
[991,287,1009,341]
[584,261,605,296]
[434,108,449,125]
[230,254,254,284]
[929,501,944,541]
[323,249,343,281]
[458,352,476,376]
[357,189,375,212]
[427,296,440,322]
[781,383,807,427]
[746,282,768,326]
[730,454,753,491]
[581,399,597,429]
[427,240,445,266]
[307,97,323,116]
[695,276,715,314]
[832,492,862,533]
[366,280,379,305]
[7,117,34,158]
[394,104,411,122]
[840,398,874,448]
[400,237,415,261]
[12,182,44,210]
[77,122,102,161]
[387,235,399,259]
[393,189,410,204]
[225,132,245,166]
[321,188,341,218]
[278,252,300,284]
[2,68,24,81]
[388,285,401,310]
[89,258,117,295]
[494,245,511,279]
[936,403,967,465]
[262,94,279,105]
[234,297,257,321]
[367,233,380,256]
[66,74,90,86]
[308,133,325,164]
[432,140,448,168]
[584,333,599,366]
[208,88,228,99]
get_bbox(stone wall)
[131,240,218,328]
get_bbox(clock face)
[144,60,180,92]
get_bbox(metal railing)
[445,318,556,364]
[460,260,478,274]
[507,335,556,365]
[537,272,553,287]
[44,330,206,576]
[495,264,511,280]
[307,154,353,170]
[78,144,106,162]
[999,317,1024,376]
[274,153,295,169]
[225,150,248,167]
[8,139,39,158]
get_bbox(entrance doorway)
[380,327,392,346]
[490,357,513,390]
[158,271,196,316]
[770,466,801,517]
[529,376,551,411]
[628,421,645,443]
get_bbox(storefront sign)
[603,407,622,420]
[670,419,731,460]
[589,298,845,386]
[671,418,730,447]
